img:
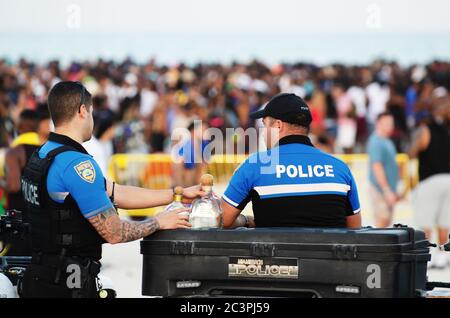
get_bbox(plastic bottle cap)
[200,174,214,186]
[174,186,184,195]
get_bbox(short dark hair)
[19,109,40,122]
[94,114,118,139]
[284,113,312,130]
[18,109,40,133]
[36,103,50,121]
[376,112,393,122]
[47,81,92,126]
[267,114,310,131]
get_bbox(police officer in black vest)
[20,81,203,298]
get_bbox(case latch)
[333,244,358,260]
[251,243,275,257]
[171,241,195,255]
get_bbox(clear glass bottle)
[164,186,189,216]
[189,174,222,229]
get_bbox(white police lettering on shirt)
[22,180,40,206]
[275,164,335,178]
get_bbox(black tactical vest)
[8,144,39,215]
[21,145,106,260]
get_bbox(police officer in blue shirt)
[20,81,204,298]
[221,93,362,229]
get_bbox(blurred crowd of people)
[0,58,449,260]
[1,57,450,159]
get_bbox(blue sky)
[1,0,449,64]
[1,0,450,33]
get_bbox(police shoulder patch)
[74,160,96,184]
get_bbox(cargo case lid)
[141,227,429,260]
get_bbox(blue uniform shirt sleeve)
[222,159,254,210]
[61,156,114,218]
[347,170,361,215]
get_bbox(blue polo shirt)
[39,133,114,219]
[367,133,398,193]
[223,135,361,227]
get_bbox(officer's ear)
[272,119,280,128]
[78,104,91,118]
[275,119,284,131]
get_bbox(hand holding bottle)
[164,186,189,215]
[155,207,191,230]
[181,184,207,204]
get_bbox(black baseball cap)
[250,93,312,126]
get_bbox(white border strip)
[222,194,239,207]
[254,183,351,196]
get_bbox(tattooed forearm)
[88,207,160,244]
[119,218,160,242]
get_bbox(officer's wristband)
[110,181,117,207]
